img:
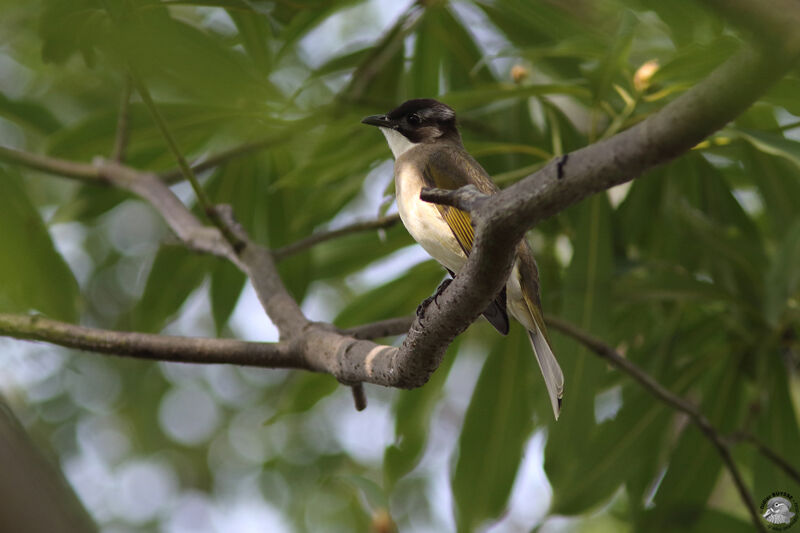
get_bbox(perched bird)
[362,99,564,419]
[763,496,796,525]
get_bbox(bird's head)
[362,98,461,158]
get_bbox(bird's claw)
[416,278,452,317]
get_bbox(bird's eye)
[407,113,421,125]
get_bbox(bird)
[763,496,796,525]
[362,98,564,419]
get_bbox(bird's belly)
[395,163,466,273]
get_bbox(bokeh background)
[0,0,798,531]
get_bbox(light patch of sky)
[450,0,512,79]
[395,343,484,533]
[230,280,280,342]
[776,107,800,142]
[299,0,414,69]
[49,222,94,288]
[732,187,764,217]
[594,384,622,424]
[486,430,552,532]
[348,244,433,289]
[162,281,216,338]
[326,387,394,465]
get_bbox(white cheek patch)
[379,127,417,159]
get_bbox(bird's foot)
[416,278,452,317]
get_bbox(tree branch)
[0,3,797,415]
[0,146,99,181]
[129,70,246,252]
[273,214,401,261]
[159,136,291,184]
[0,313,307,368]
[388,38,800,396]
[544,315,766,532]
[343,316,414,340]
[0,313,301,368]
[728,430,800,485]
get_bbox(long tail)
[528,327,564,420]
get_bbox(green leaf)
[637,509,754,533]
[0,92,61,134]
[50,185,130,224]
[228,9,273,73]
[545,194,614,494]
[452,327,535,532]
[443,83,591,109]
[753,347,800,502]
[0,171,79,321]
[764,220,800,326]
[38,0,106,66]
[742,147,800,239]
[275,0,362,59]
[550,388,670,515]
[762,76,800,116]
[409,7,440,98]
[270,372,339,419]
[310,223,413,282]
[585,10,635,103]
[653,352,745,521]
[735,128,800,171]
[333,260,445,329]
[651,36,738,87]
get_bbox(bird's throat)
[379,127,417,159]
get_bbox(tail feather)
[528,328,564,420]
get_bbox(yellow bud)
[371,509,397,533]
[511,64,529,84]
[633,59,659,92]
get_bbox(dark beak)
[361,114,392,128]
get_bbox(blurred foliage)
[0,0,798,531]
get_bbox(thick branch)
[1,4,798,399]
[388,39,800,392]
[343,316,414,340]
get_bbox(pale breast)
[394,157,467,273]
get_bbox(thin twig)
[111,75,132,162]
[728,430,800,484]
[129,70,246,252]
[544,314,766,533]
[420,185,489,213]
[273,214,401,261]
[351,383,367,411]
[159,137,285,184]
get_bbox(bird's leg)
[416,277,452,317]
